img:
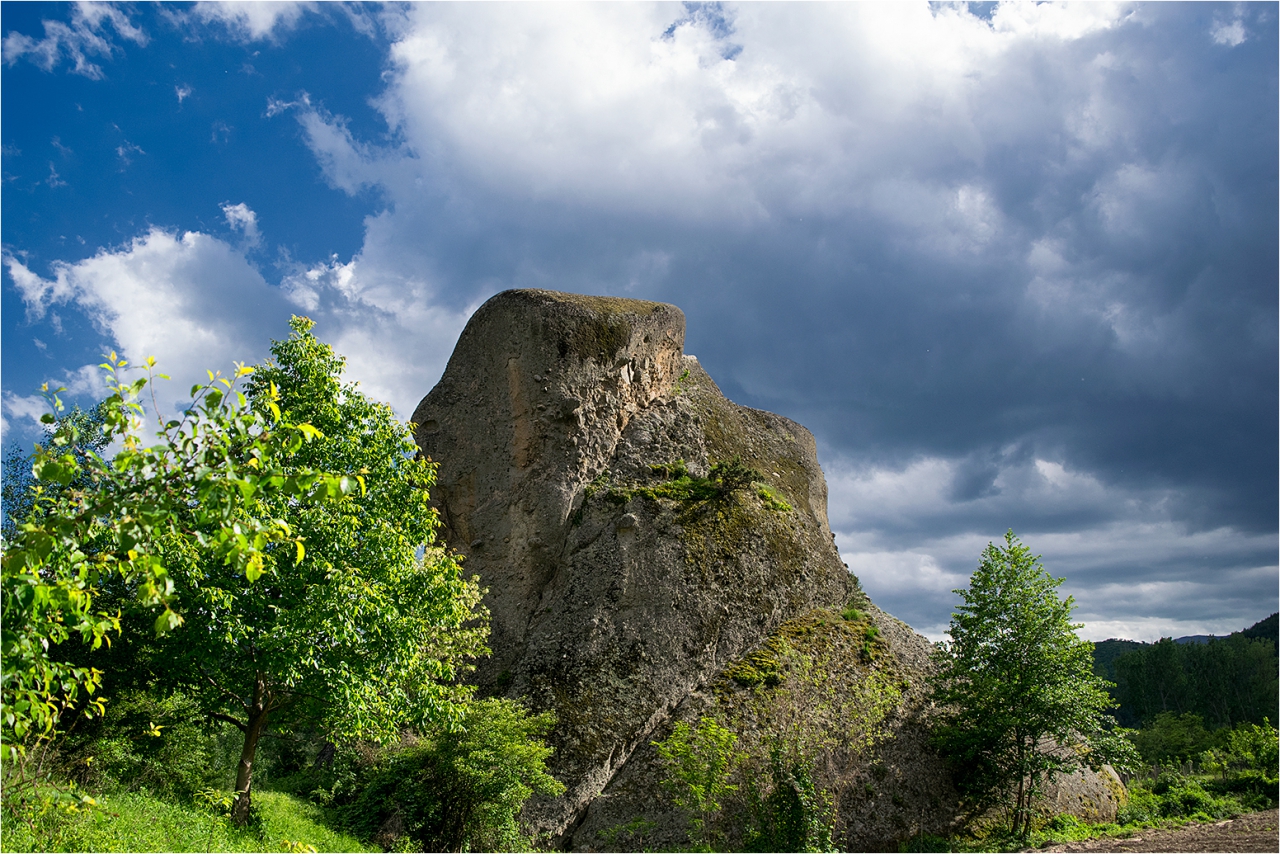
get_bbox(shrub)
[335,698,562,852]
[654,716,742,848]
[56,689,238,799]
[1125,774,1241,822]
[1131,712,1214,764]
[742,749,835,853]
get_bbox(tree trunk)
[1012,772,1024,837]
[231,673,271,827]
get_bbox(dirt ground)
[1031,808,1278,853]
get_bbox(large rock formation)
[411,289,1118,850]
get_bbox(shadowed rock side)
[572,602,965,852]
[412,289,855,840]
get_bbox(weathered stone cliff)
[411,289,1119,850]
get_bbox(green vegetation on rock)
[589,457,791,512]
[654,717,743,850]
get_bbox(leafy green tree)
[654,716,743,849]
[2,404,110,540]
[337,698,564,852]
[742,746,835,853]
[1223,718,1279,776]
[1130,712,1214,765]
[931,531,1135,838]
[2,353,348,778]
[144,318,489,824]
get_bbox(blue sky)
[3,1,1276,641]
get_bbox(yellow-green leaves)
[1,349,351,758]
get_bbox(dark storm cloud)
[303,1,1271,639]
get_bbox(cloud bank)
[4,2,1274,640]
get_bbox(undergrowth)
[904,771,1274,852]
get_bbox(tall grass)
[1,789,374,853]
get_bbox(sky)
[2,1,1276,642]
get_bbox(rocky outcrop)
[413,289,860,838]
[411,289,1122,850]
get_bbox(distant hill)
[1241,612,1279,644]
[1092,612,1279,663]
[1171,611,1278,645]
[1093,638,1146,681]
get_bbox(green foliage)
[1,404,110,541]
[1131,712,1214,765]
[654,716,743,848]
[54,688,239,799]
[329,698,563,852]
[931,531,1136,838]
[142,317,489,822]
[742,748,835,853]
[1090,639,1146,692]
[1222,718,1279,774]
[1117,774,1242,824]
[0,787,372,853]
[754,484,793,512]
[2,351,356,776]
[1111,634,1277,730]
[840,606,864,622]
[1196,718,1279,808]
[598,816,659,850]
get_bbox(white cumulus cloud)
[4,229,292,421]
[221,202,261,247]
[183,1,314,43]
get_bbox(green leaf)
[244,552,265,583]
[154,609,184,636]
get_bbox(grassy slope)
[0,789,375,853]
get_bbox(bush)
[1119,774,1242,823]
[56,689,238,800]
[1225,718,1279,774]
[333,698,562,852]
[654,716,742,848]
[742,749,835,853]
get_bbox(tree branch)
[210,711,248,733]
[199,665,248,711]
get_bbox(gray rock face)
[411,289,1123,849]
[412,289,855,839]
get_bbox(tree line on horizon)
[1093,615,1278,731]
